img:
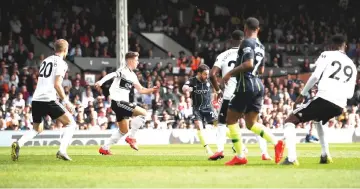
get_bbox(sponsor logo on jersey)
[193,89,210,94]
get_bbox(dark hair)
[331,34,346,45]
[231,30,244,40]
[197,64,210,73]
[125,51,139,59]
[245,17,260,31]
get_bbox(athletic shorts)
[32,100,66,123]
[193,107,217,124]
[111,100,136,122]
[229,90,264,113]
[293,97,343,124]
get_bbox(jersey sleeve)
[115,68,122,77]
[213,53,225,68]
[312,52,329,79]
[55,61,68,77]
[238,39,255,64]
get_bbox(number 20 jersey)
[32,55,68,102]
[314,50,357,108]
[213,47,239,100]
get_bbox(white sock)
[129,116,145,138]
[284,122,297,162]
[216,124,227,152]
[17,130,38,147]
[103,130,125,150]
[59,119,77,154]
[257,135,268,155]
[315,121,330,156]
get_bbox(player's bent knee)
[132,106,147,117]
[57,113,72,125]
[33,123,44,133]
[244,111,259,129]
[132,116,146,126]
[194,120,202,130]
[118,119,129,133]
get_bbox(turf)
[0,144,360,188]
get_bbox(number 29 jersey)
[32,55,68,102]
[313,50,357,108]
[213,47,239,100]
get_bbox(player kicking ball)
[95,52,158,155]
[209,30,271,161]
[182,64,218,155]
[222,17,285,166]
[11,39,76,161]
[280,34,357,165]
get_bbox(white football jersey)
[109,67,140,102]
[213,47,239,100]
[32,55,68,102]
[314,50,357,108]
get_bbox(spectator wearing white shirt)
[98,31,109,45]
[12,93,25,110]
[138,19,147,30]
[97,108,108,129]
[82,89,95,108]
[9,16,22,34]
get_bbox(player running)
[182,64,218,155]
[222,17,285,166]
[95,51,158,155]
[11,39,76,161]
[281,34,357,165]
[209,30,271,161]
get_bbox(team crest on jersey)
[206,83,210,87]
[243,47,251,53]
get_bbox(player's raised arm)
[95,70,121,87]
[300,52,328,97]
[133,77,158,94]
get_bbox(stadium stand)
[0,0,359,132]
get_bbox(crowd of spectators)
[130,0,360,68]
[0,0,360,132]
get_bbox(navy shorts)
[193,108,217,124]
[229,90,264,114]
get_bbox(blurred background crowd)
[0,0,360,132]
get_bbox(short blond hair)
[54,39,69,53]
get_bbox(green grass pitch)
[0,144,360,188]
